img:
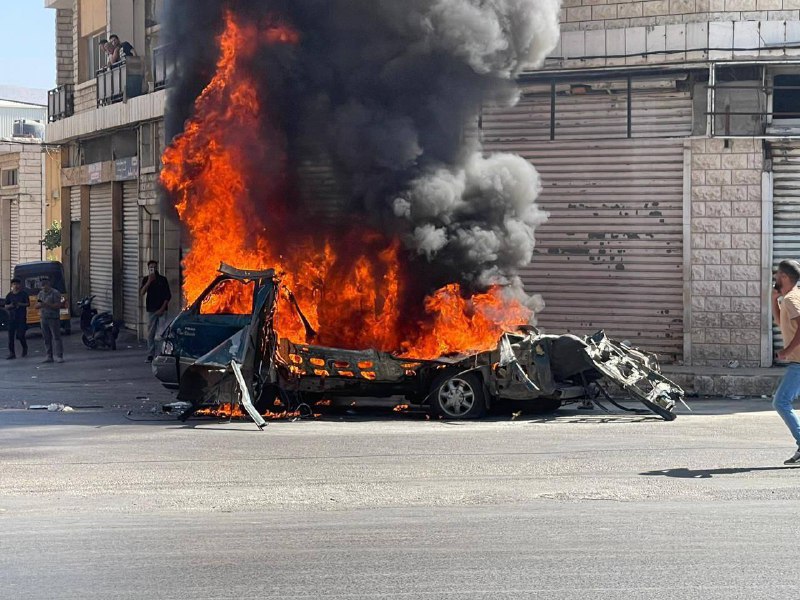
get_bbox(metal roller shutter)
[482,84,690,362]
[10,198,19,270]
[122,181,140,331]
[89,183,113,314]
[771,143,800,353]
[70,186,81,222]
[481,86,693,143]
[297,153,348,221]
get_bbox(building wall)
[560,0,800,31]
[688,138,766,366]
[56,8,74,86]
[0,144,45,294]
[45,150,62,262]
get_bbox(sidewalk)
[662,364,783,397]
[0,320,176,410]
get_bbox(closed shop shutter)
[89,183,113,314]
[122,181,140,331]
[70,186,81,222]
[297,153,348,221]
[482,84,693,143]
[10,198,19,270]
[483,87,689,361]
[771,143,800,353]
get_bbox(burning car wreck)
[153,264,685,427]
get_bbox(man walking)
[772,259,800,464]
[5,278,29,359]
[140,260,171,363]
[36,276,63,363]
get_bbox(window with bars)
[1,169,18,187]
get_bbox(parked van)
[10,261,72,334]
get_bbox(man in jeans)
[772,259,800,464]
[36,276,63,363]
[140,260,171,362]
[5,277,29,359]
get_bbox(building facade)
[45,0,179,335]
[482,3,800,367]
[0,97,59,296]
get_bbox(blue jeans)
[773,363,800,446]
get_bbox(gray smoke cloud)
[165,0,561,311]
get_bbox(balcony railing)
[96,58,145,107]
[152,44,175,91]
[47,84,74,122]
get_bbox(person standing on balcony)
[140,260,171,363]
[5,278,29,360]
[35,276,63,364]
[772,259,800,465]
[108,34,137,65]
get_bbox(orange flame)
[161,12,533,360]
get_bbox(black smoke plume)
[164,0,560,309]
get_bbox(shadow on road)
[640,465,798,478]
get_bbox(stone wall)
[560,0,800,30]
[689,137,765,366]
[74,81,97,115]
[56,8,74,86]
[0,145,45,271]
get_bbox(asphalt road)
[2,331,800,598]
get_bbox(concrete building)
[45,0,179,336]
[0,96,59,296]
[481,4,800,369]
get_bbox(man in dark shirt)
[140,260,172,362]
[5,278,29,359]
[108,34,136,64]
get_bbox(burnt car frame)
[153,264,685,426]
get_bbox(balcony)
[152,44,175,91]
[47,84,74,122]
[96,58,146,107]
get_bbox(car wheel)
[429,372,486,419]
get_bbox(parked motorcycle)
[78,296,123,350]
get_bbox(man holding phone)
[771,259,800,464]
[140,260,171,363]
[5,278,29,359]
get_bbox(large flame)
[161,12,532,359]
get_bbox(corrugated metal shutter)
[122,181,140,331]
[70,186,81,222]
[10,198,19,270]
[481,87,692,143]
[297,153,348,221]
[89,183,113,314]
[481,83,690,362]
[771,142,800,352]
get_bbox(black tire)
[429,371,487,419]
[82,334,97,349]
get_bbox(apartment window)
[79,0,107,81]
[86,31,107,77]
[1,169,18,187]
[773,75,800,121]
